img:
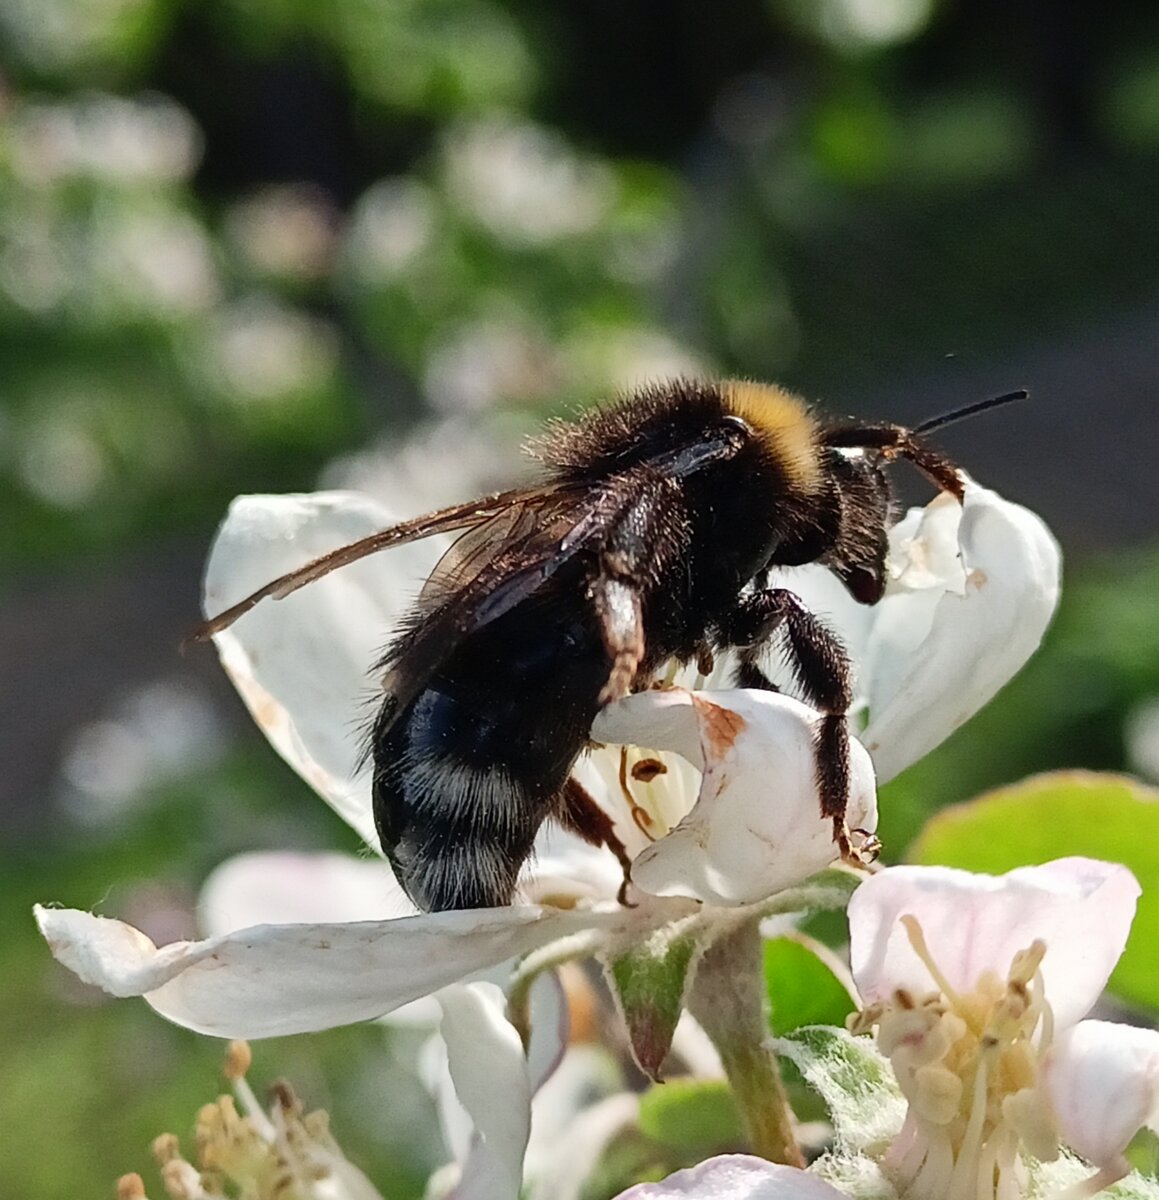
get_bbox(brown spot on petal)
[691,693,746,758]
[967,567,989,589]
[631,757,667,782]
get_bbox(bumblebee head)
[814,389,1027,604]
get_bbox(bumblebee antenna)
[913,389,1028,436]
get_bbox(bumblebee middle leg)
[718,589,858,859]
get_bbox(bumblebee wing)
[188,485,564,644]
[377,484,622,710]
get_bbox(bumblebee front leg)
[718,590,861,861]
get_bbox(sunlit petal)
[35,903,623,1038]
[203,491,446,848]
[860,481,1061,782]
[595,689,876,906]
[848,858,1139,1028]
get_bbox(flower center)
[614,744,697,844]
[145,1041,374,1200]
[849,916,1062,1200]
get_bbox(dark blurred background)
[4,0,1159,1193]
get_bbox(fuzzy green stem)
[686,917,804,1168]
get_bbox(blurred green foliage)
[5,0,1159,1195]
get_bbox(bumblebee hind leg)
[557,776,636,906]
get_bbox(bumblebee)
[195,379,1023,911]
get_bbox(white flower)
[846,857,1159,1200]
[36,475,1057,1197]
[764,478,1060,784]
[609,1155,851,1199]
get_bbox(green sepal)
[774,1025,902,1154]
[604,921,701,1081]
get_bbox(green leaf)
[775,1026,903,1155]
[764,934,857,1037]
[604,923,700,1081]
[637,1078,743,1152]
[910,771,1159,1014]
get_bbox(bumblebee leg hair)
[731,659,780,692]
[592,568,646,705]
[719,589,857,860]
[557,776,636,906]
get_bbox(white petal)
[423,972,568,1169]
[204,491,447,849]
[34,903,621,1038]
[596,689,877,906]
[612,1156,851,1199]
[591,689,707,770]
[525,1045,625,1187]
[198,850,450,1026]
[859,482,1061,782]
[848,858,1139,1028]
[438,982,531,1200]
[1044,1019,1159,1168]
[199,851,418,931]
[522,824,627,906]
[527,1091,639,1200]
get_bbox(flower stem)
[686,917,804,1168]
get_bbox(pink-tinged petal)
[860,482,1060,783]
[1044,1019,1159,1169]
[612,1156,849,1199]
[203,491,447,849]
[848,859,1139,1027]
[438,983,531,1200]
[199,851,418,932]
[597,689,876,906]
[34,903,625,1038]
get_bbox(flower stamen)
[858,917,1064,1200]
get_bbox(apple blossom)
[843,858,1159,1200]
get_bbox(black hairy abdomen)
[371,573,610,911]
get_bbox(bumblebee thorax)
[721,380,823,493]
